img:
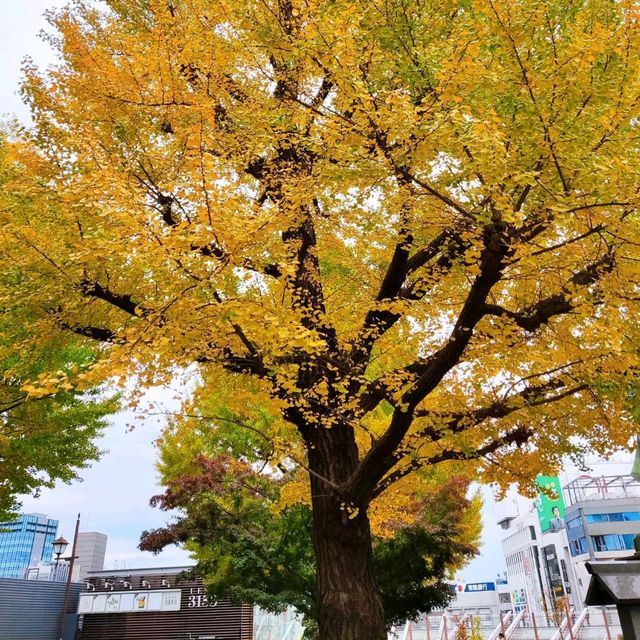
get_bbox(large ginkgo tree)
[2,0,640,637]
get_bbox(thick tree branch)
[351,228,470,373]
[483,250,615,331]
[403,228,514,406]
[413,381,587,440]
[59,321,117,343]
[366,380,584,500]
[405,230,451,274]
[372,423,535,498]
[347,121,477,369]
[78,278,149,317]
[429,423,534,464]
[345,222,514,502]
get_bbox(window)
[585,511,640,523]
[586,514,607,523]
[591,534,637,552]
[566,517,582,530]
[570,537,588,556]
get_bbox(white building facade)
[497,472,640,619]
[498,492,579,618]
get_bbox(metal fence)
[253,607,305,640]
[0,577,83,640]
[251,606,622,640]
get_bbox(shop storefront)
[77,567,253,640]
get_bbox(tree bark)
[307,425,387,640]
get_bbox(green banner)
[536,475,566,532]
[631,436,640,481]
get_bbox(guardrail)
[487,610,514,640]
[392,606,623,640]
[505,609,526,639]
[568,608,589,640]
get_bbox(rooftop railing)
[563,474,640,508]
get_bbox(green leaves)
[0,137,118,520]
[141,451,479,634]
[0,345,118,519]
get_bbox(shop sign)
[78,589,182,614]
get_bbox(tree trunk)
[312,499,386,640]
[307,425,387,640]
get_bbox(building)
[389,578,513,639]
[77,565,253,640]
[564,474,640,603]
[497,471,640,619]
[0,513,59,578]
[25,559,70,582]
[447,579,512,626]
[72,532,108,581]
[22,530,107,582]
[497,480,579,618]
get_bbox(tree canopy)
[2,0,640,636]
[0,139,118,520]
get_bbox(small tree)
[548,596,570,640]
[2,0,640,637]
[140,437,480,636]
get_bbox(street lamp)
[52,537,69,580]
[57,514,80,640]
[53,537,69,558]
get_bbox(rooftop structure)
[71,532,107,581]
[563,474,640,604]
[563,474,640,508]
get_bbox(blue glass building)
[0,513,59,578]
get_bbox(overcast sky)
[0,1,634,582]
[0,1,63,122]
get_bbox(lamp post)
[52,536,69,581]
[57,514,80,640]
